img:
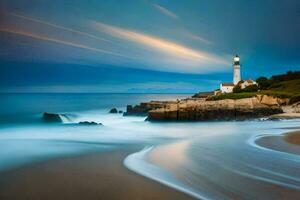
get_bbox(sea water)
[0,93,300,199]
[0,93,189,171]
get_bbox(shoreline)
[255,130,300,155]
[0,146,194,200]
[124,145,205,200]
[270,112,300,120]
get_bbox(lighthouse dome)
[234,55,240,62]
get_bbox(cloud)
[91,21,229,66]
[0,11,230,74]
[8,12,111,43]
[184,31,212,45]
[152,4,178,19]
[0,27,124,57]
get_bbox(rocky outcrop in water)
[149,97,283,121]
[109,108,123,114]
[124,101,172,116]
[125,96,284,121]
[78,121,103,126]
[42,112,66,123]
[109,108,118,113]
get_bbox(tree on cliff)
[243,85,259,92]
[233,85,242,93]
[256,76,270,89]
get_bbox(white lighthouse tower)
[233,55,241,85]
[218,54,257,94]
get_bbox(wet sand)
[0,147,194,200]
[270,113,300,119]
[256,130,300,155]
[283,131,300,145]
[148,139,300,199]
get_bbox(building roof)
[237,80,244,85]
[245,79,254,84]
[237,79,256,86]
[221,83,235,87]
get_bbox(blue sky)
[0,0,299,93]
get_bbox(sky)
[0,0,300,93]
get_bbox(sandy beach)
[283,131,300,145]
[0,147,194,200]
[256,130,300,155]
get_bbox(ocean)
[0,93,190,170]
[0,93,300,199]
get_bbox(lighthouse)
[217,54,257,94]
[233,55,241,85]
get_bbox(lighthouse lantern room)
[233,55,241,85]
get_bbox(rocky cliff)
[124,101,174,116]
[291,102,300,113]
[125,95,284,121]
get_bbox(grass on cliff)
[259,79,300,98]
[208,74,300,102]
[207,92,257,101]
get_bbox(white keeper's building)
[215,55,257,95]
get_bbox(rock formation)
[42,112,74,123]
[256,95,289,106]
[109,108,118,113]
[78,121,102,126]
[293,103,300,113]
[124,101,171,116]
[125,95,284,121]
[43,112,65,123]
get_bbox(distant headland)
[124,55,300,121]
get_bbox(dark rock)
[118,110,123,113]
[126,96,285,121]
[42,113,75,123]
[146,97,284,121]
[43,112,63,123]
[124,101,170,116]
[148,107,283,121]
[124,105,147,116]
[79,121,102,126]
[109,108,118,113]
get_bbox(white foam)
[124,146,209,200]
[59,114,72,123]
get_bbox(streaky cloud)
[8,12,111,43]
[152,4,179,19]
[184,31,212,45]
[0,27,124,57]
[91,21,229,66]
